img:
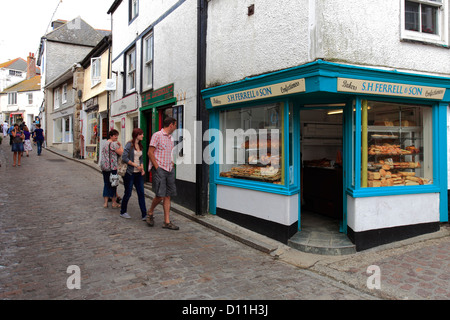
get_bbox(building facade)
[108,0,206,212]
[79,35,112,162]
[201,0,450,251]
[0,53,42,127]
[38,17,109,156]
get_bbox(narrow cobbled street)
[0,142,376,302]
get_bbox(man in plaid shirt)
[146,117,179,230]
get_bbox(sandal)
[162,221,179,230]
[112,203,121,208]
[146,214,154,227]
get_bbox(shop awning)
[10,112,23,117]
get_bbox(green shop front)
[201,60,450,251]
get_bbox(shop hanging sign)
[337,78,446,100]
[210,78,306,107]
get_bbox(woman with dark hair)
[100,129,123,208]
[11,123,24,167]
[119,128,147,220]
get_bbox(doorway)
[289,107,354,254]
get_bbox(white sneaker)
[120,213,131,219]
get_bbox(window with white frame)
[129,0,138,22]
[91,57,101,87]
[126,48,136,92]
[8,92,17,105]
[54,88,61,109]
[28,93,33,105]
[401,0,449,46]
[143,32,153,90]
[62,84,67,103]
[53,116,73,143]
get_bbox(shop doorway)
[289,107,355,255]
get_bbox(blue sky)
[0,0,112,63]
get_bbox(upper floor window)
[54,88,61,110]
[28,93,33,105]
[9,70,22,77]
[126,48,136,92]
[402,0,449,46]
[143,32,154,90]
[129,0,139,22]
[8,92,17,105]
[91,57,101,87]
[62,84,67,103]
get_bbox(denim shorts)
[11,142,24,152]
[152,167,177,197]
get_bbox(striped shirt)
[149,129,174,172]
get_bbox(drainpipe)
[196,0,208,215]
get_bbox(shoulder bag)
[117,143,129,177]
[109,142,120,187]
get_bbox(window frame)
[54,88,61,110]
[349,97,441,198]
[91,57,101,87]
[62,84,67,104]
[129,0,139,23]
[213,99,298,195]
[143,32,154,91]
[28,92,33,105]
[8,92,17,105]
[126,48,136,93]
[401,0,449,47]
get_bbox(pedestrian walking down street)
[10,124,24,167]
[100,129,123,209]
[120,128,147,220]
[32,124,45,156]
[147,117,179,230]
[23,126,32,157]
[2,121,9,138]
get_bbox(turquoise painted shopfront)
[202,60,450,251]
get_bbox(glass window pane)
[405,1,420,31]
[362,101,432,188]
[421,4,438,34]
[219,102,283,185]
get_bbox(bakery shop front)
[201,60,450,251]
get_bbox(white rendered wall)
[217,185,298,226]
[206,0,450,86]
[111,0,198,184]
[347,193,440,232]
[206,0,310,86]
[319,0,450,75]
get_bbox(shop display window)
[362,101,433,188]
[88,113,98,145]
[219,102,284,185]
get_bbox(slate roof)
[0,57,41,74]
[0,58,27,71]
[44,16,105,47]
[0,75,41,93]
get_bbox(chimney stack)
[27,52,36,80]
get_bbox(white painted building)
[0,53,42,128]
[108,0,205,212]
[201,0,450,251]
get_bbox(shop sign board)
[111,93,138,117]
[337,78,446,100]
[141,83,174,107]
[210,78,306,107]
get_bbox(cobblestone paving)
[315,236,450,300]
[0,142,375,300]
